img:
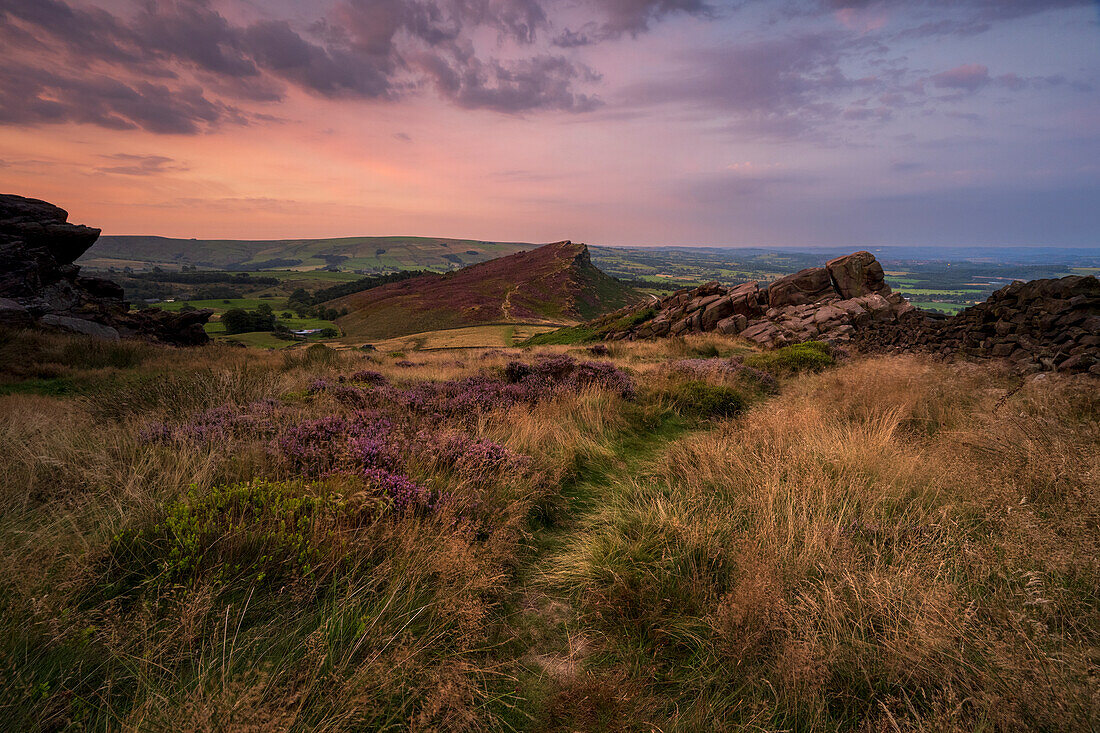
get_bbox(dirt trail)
[502,284,518,320]
[503,420,689,727]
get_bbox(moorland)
[1,329,1097,730]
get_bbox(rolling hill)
[331,240,641,341]
[80,235,535,272]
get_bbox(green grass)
[524,307,657,346]
[912,301,967,314]
[217,331,296,349]
[896,288,983,296]
[744,341,834,375]
[150,297,283,313]
[665,381,747,418]
[0,377,81,397]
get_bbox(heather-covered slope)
[332,240,640,341]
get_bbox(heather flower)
[141,400,278,445]
[348,434,403,472]
[362,468,441,513]
[329,385,371,407]
[418,430,530,476]
[349,370,388,386]
[277,413,397,475]
[307,378,331,394]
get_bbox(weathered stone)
[812,304,847,325]
[0,297,33,328]
[767,267,834,307]
[39,314,120,340]
[1058,353,1097,373]
[0,194,212,345]
[826,251,890,299]
[700,296,735,330]
[716,313,748,335]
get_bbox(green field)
[147,297,339,348]
[152,297,279,312]
[912,301,967,314]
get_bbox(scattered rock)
[852,274,1100,375]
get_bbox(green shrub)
[98,480,382,603]
[744,341,833,375]
[668,381,746,418]
[282,342,341,370]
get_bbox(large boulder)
[826,251,890,299]
[0,193,211,344]
[767,267,835,307]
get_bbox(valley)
[79,236,1098,350]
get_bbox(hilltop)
[331,240,641,341]
[81,234,534,272]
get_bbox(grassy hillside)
[81,235,535,272]
[1,328,1097,730]
[332,241,641,341]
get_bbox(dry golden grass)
[1,329,1096,731]
[548,355,1100,730]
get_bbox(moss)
[667,381,747,418]
[744,340,834,375]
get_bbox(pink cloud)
[930,63,990,92]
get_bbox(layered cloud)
[0,0,612,132]
[0,0,1096,245]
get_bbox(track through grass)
[492,414,691,731]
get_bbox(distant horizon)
[94,232,1100,254]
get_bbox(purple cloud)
[0,0,611,132]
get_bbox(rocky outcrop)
[604,251,915,348]
[853,275,1100,375]
[597,250,1098,376]
[0,194,211,344]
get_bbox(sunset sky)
[1,0,1098,246]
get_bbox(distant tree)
[319,328,339,338]
[256,302,273,316]
[281,311,293,319]
[222,307,276,334]
[221,308,252,334]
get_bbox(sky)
[1,0,1098,246]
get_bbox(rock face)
[607,251,915,348]
[0,194,211,344]
[826,251,889,298]
[853,275,1100,376]
[594,250,1098,376]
